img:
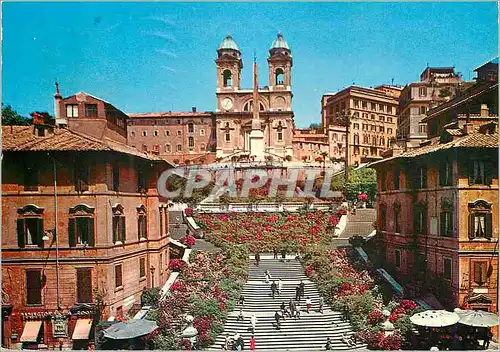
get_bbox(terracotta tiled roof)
[127,112,213,118]
[2,126,164,161]
[445,128,465,136]
[370,130,498,167]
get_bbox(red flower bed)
[195,211,339,251]
[168,259,186,271]
[367,311,385,325]
[184,208,194,216]
[180,234,196,248]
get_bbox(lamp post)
[47,152,61,311]
[336,110,351,196]
[150,266,156,289]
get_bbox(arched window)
[275,68,285,85]
[223,70,232,87]
[137,205,147,240]
[112,204,126,244]
[165,144,171,153]
[243,100,265,112]
[200,143,206,151]
[17,204,44,248]
[68,204,95,247]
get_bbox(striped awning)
[20,321,43,343]
[72,319,93,340]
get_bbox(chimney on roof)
[480,104,490,117]
[192,107,197,113]
[54,82,66,127]
[463,122,475,135]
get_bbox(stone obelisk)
[249,55,265,160]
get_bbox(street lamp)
[336,109,352,186]
[150,266,156,289]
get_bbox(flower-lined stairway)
[210,255,364,350]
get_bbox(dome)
[270,32,290,51]
[219,34,240,51]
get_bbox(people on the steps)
[254,251,260,266]
[289,299,296,318]
[341,332,356,347]
[278,278,283,295]
[265,269,271,283]
[305,296,312,313]
[299,280,305,299]
[238,295,245,306]
[274,310,281,330]
[295,303,301,319]
[318,296,324,313]
[325,337,332,350]
[273,248,278,259]
[295,285,301,301]
[271,280,277,299]
[280,301,291,318]
[237,308,244,322]
[250,313,257,334]
[249,335,255,351]
[223,333,231,350]
[294,251,301,261]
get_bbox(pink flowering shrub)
[367,311,385,326]
[180,234,196,248]
[184,208,194,216]
[168,259,186,271]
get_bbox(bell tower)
[268,32,293,89]
[216,35,243,91]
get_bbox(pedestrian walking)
[223,334,231,350]
[318,296,324,314]
[264,269,271,283]
[236,308,244,322]
[295,285,301,301]
[236,335,244,351]
[325,337,332,350]
[305,297,312,313]
[249,335,256,351]
[254,251,260,266]
[271,280,277,299]
[273,248,278,259]
[278,278,283,295]
[238,295,245,306]
[299,280,305,299]
[250,313,257,334]
[289,299,296,318]
[274,310,281,330]
[484,329,493,349]
[296,303,301,319]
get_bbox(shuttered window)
[139,258,146,278]
[440,211,453,237]
[76,269,92,303]
[17,217,43,248]
[138,214,147,239]
[115,265,123,288]
[112,216,126,244]
[468,160,493,186]
[26,270,42,305]
[75,163,89,192]
[473,262,488,286]
[443,258,452,280]
[68,217,95,247]
[468,213,492,239]
[439,162,452,186]
[112,164,120,191]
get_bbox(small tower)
[216,35,243,91]
[268,32,293,89]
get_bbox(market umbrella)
[410,310,460,327]
[103,319,158,339]
[454,308,499,327]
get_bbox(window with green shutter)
[26,269,42,305]
[468,200,493,239]
[16,205,44,248]
[69,205,95,247]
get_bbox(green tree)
[1,104,32,125]
[330,166,376,203]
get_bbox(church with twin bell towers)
[215,33,294,160]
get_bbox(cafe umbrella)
[103,319,158,339]
[454,308,499,327]
[410,310,460,327]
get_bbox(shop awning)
[72,318,93,340]
[20,320,43,343]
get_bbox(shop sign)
[52,316,68,338]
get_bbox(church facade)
[214,34,294,159]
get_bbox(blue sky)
[2,2,498,127]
